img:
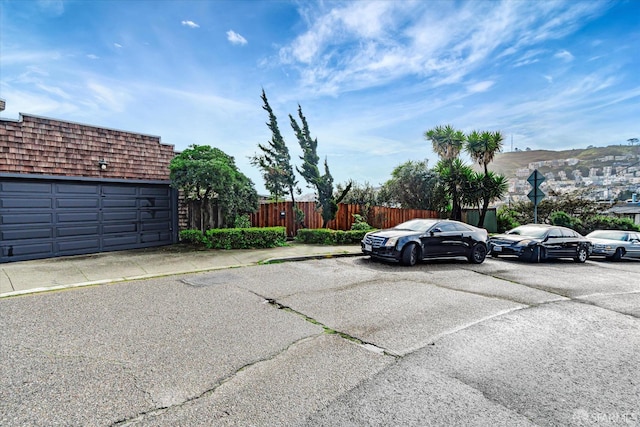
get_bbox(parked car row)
[361,219,640,266]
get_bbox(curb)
[261,252,365,264]
[0,252,364,299]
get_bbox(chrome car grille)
[364,235,387,248]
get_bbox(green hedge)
[180,227,287,249]
[295,228,370,245]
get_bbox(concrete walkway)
[0,243,362,298]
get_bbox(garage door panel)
[140,187,170,196]
[57,226,100,237]
[103,198,138,208]
[57,183,99,194]
[103,235,139,249]
[8,242,54,258]
[141,232,172,243]
[1,178,175,263]
[57,212,100,223]
[102,186,137,196]
[57,198,100,208]
[103,224,138,234]
[102,211,138,221]
[57,238,100,253]
[2,213,53,225]
[1,181,52,193]
[1,228,52,241]
[141,221,171,231]
[1,198,52,209]
[140,198,171,208]
[141,210,170,220]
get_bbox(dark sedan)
[361,219,489,266]
[488,224,591,263]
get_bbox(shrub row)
[179,227,287,249]
[550,213,640,235]
[295,228,370,245]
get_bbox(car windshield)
[506,226,548,239]
[587,231,627,241]
[393,219,437,232]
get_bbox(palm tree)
[425,125,465,161]
[426,125,467,220]
[466,130,503,175]
[465,130,506,227]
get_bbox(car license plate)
[364,244,372,252]
[492,245,502,252]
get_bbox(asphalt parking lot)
[1,255,639,426]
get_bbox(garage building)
[0,102,178,263]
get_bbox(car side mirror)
[431,228,442,234]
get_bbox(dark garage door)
[0,177,177,263]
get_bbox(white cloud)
[276,1,612,97]
[114,43,122,48]
[181,20,200,29]
[226,30,248,45]
[36,83,70,99]
[467,81,494,94]
[86,81,131,112]
[554,49,574,61]
[86,54,99,60]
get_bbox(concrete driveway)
[1,256,638,426]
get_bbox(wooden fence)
[249,201,439,237]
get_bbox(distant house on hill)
[606,201,640,225]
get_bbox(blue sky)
[1,0,639,194]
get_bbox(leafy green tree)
[290,105,351,227]
[337,181,378,220]
[250,89,298,203]
[378,160,447,212]
[434,158,475,220]
[170,144,258,231]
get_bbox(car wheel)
[468,243,487,264]
[606,247,625,261]
[574,246,588,263]
[401,243,419,266]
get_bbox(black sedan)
[361,219,489,266]
[488,224,591,263]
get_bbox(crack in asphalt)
[252,291,401,359]
[110,335,320,426]
[463,266,640,319]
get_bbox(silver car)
[586,230,640,260]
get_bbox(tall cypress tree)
[290,105,351,228]
[250,89,298,204]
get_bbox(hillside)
[485,145,640,177]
